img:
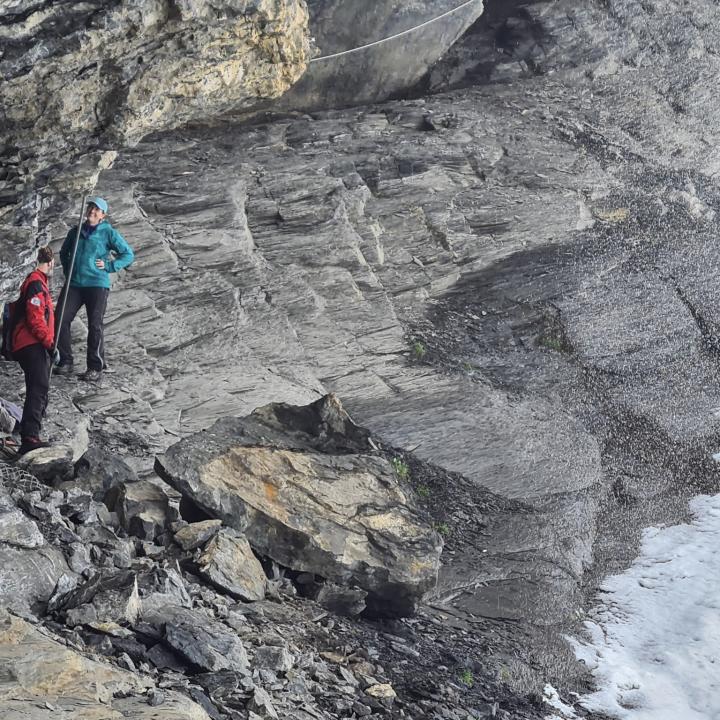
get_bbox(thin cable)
[309,0,482,63]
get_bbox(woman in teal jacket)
[56,197,134,382]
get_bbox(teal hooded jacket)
[60,220,134,289]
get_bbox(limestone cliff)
[1,0,310,237]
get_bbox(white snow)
[560,494,720,719]
[543,684,577,718]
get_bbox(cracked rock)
[253,645,295,674]
[156,395,442,617]
[174,519,223,551]
[247,686,278,719]
[196,529,266,602]
[148,606,249,674]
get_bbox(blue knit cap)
[87,196,108,213]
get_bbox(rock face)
[3,0,720,709]
[279,0,485,109]
[0,0,310,241]
[0,0,488,256]
[157,395,442,617]
[0,429,547,719]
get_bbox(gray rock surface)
[0,507,43,549]
[196,528,267,602]
[74,445,139,497]
[147,606,250,674]
[278,0,485,110]
[0,544,70,613]
[107,479,177,541]
[0,609,211,719]
[157,395,443,617]
[75,82,605,626]
[16,444,74,485]
[0,0,309,234]
[4,0,720,715]
[253,645,294,674]
[174,519,223,551]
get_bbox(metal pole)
[50,195,87,378]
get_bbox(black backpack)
[0,296,23,361]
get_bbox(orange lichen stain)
[263,480,279,503]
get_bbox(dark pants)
[14,344,50,440]
[56,286,109,371]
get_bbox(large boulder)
[156,395,442,616]
[281,0,486,109]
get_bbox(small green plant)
[434,522,450,537]
[459,669,474,688]
[498,666,511,683]
[416,485,430,498]
[411,341,427,359]
[390,457,410,481]
[538,333,565,352]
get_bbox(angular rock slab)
[197,528,266,602]
[143,606,249,674]
[174,519,223,551]
[157,395,442,616]
[15,444,74,485]
[0,545,72,614]
[106,480,177,540]
[0,610,211,719]
[0,509,44,549]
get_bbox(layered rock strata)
[0,610,211,719]
[1,0,720,708]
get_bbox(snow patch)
[543,684,577,718]
[564,494,720,719]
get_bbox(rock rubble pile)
[0,394,543,719]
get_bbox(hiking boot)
[18,437,50,456]
[79,369,103,383]
[54,363,74,377]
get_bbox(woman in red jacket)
[12,246,56,455]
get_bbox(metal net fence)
[0,461,46,495]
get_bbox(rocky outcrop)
[278,0,485,109]
[4,0,720,711]
[0,0,490,257]
[0,421,546,720]
[0,609,212,719]
[0,0,310,242]
[156,394,443,617]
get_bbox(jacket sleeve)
[106,228,134,273]
[60,228,75,276]
[24,281,53,349]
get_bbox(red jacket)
[12,269,55,352]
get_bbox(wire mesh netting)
[0,461,45,495]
